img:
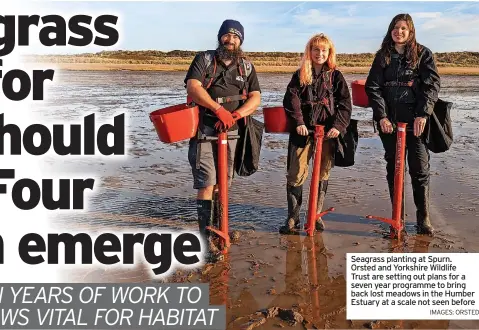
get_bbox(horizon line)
[24,49,479,56]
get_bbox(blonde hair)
[299,33,337,86]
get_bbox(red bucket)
[263,106,291,133]
[150,104,199,143]
[351,80,369,108]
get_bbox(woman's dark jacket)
[283,67,353,147]
[365,45,440,124]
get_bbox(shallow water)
[35,70,479,329]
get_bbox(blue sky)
[28,1,479,54]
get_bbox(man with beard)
[184,19,261,263]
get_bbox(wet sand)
[40,70,479,329]
[57,133,479,329]
[62,227,469,329]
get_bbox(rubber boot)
[413,184,434,236]
[197,200,223,263]
[315,180,328,231]
[279,185,303,234]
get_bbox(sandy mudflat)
[40,70,479,329]
[59,130,479,329]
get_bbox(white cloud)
[293,9,359,26]
[281,2,307,16]
[347,4,359,17]
[410,12,442,19]
[446,2,479,14]
[409,9,479,51]
[25,2,478,53]
[420,14,479,36]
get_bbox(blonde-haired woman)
[279,33,352,235]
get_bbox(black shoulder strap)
[202,50,217,90]
[240,58,252,78]
[238,59,249,95]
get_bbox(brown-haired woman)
[365,13,441,236]
[279,33,352,235]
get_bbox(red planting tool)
[202,131,240,253]
[304,125,335,236]
[366,122,407,240]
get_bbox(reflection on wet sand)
[65,230,457,329]
[225,234,338,329]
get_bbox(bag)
[234,116,264,176]
[334,119,358,167]
[424,98,453,153]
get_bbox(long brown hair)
[376,13,422,68]
[299,33,337,86]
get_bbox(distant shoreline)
[27,62,479,75]
[23,50,479,75]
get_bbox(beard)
[216,41,244,62]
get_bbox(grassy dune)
[22,50,479,75]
